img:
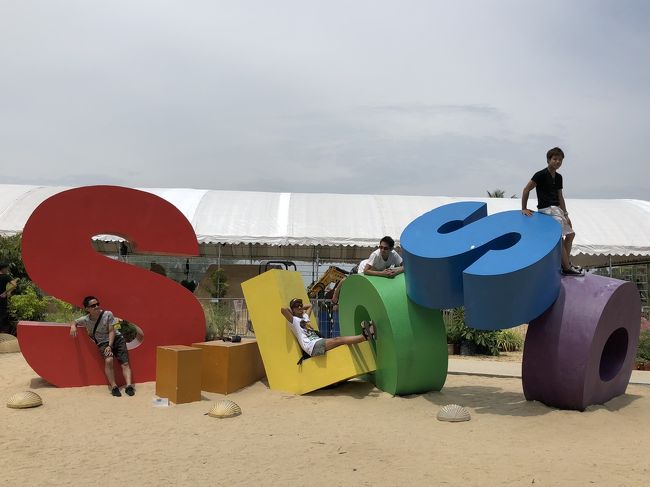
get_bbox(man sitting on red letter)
[70,296,136,397]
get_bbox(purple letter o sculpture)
[522,273,641,411]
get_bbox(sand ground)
[2,351,650,487]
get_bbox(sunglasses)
[87,302,100,309]
[289,299,303,308]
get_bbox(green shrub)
[43,297,82,323]
[444,308,465,344]
[209,268,229,299]
[496,329,524,352]
[204,302,234,340]
[637,330,650,362]
[447,307,500,356]
[0,233,27,279]
[464,328,500,356]
[8,284,48,321]
[115,321,139,342]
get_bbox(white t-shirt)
[359,248,403,275]
[287,313,321,356]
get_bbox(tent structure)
[1,184,649,268]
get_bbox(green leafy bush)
[8,284,48,321]
[43,297,82,323]
[0,233,27,279]
[209,268,229,299]
[637,330,650,363]
[447,307,500,356]
[444,308,465,344]
[496,329,524,352]
[204,302,234,340]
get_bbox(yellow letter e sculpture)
[241,270,376,394]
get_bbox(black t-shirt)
[0,274,11,308]
[531,168,563,209]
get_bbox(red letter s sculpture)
[19,186,205,387]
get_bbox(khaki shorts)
[311,338,327,357]
[97,334,129,364]
[539,206,574,237]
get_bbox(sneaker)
[125,385,135,396]
[561,267,584,276]
[111,386,122,397]
[360,321,370,340]
[367,320,377,340]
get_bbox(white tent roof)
[1,184,649,266]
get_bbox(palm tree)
[487,189,517,198]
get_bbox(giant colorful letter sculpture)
[338,274,447,395]
[522,274,641,410]
[400,201,641,409]
[241,269,376,394]
[19,185,205,386]
[401,202,562,330]
[17,186,642,410]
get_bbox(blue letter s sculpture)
[400,202,562,330]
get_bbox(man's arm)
[70,320,79,337]
[280,307,294,322]
[385,265,404,277]
[363,265,391,277]
[521,180,536,216]
[105,325,115,357]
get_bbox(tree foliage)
[0,233,27,279]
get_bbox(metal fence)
[196,297,343,339]
[197,298,253,338]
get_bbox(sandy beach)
[2,350,650,487]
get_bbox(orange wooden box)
[191,338,266,394]
[155,345,202,404]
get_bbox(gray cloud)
[0,1,648,201]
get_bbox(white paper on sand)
[152,397,170,407]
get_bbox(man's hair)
[546,147,565,161]
[0,262,9,271]
[82,296,98,308]
[380,236,395,249]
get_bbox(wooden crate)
[155,345,202,404]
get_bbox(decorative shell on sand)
[437,404,470,422]
[0,333,20,353]
[7,391,43,409]
[207,399,241,418]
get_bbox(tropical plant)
[209,268,229,299]
[204,302,234,340]
[487,189,517,199]
[637,330,650,363]
[446,307,500,355]
[43,297,81,323]
[8,283,48,321]
[444,307,465,344]
[496,329,524,352]
[0,233,27,279]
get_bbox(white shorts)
[539,206,574,237]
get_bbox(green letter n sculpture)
[338,274,447,395]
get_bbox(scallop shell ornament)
[207,399,242,418]
[0,333,20,353]
[7,391,43,409]
[437,404,470,422]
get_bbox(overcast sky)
[1,1,648,199]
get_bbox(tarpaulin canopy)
[1,184,649,267]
